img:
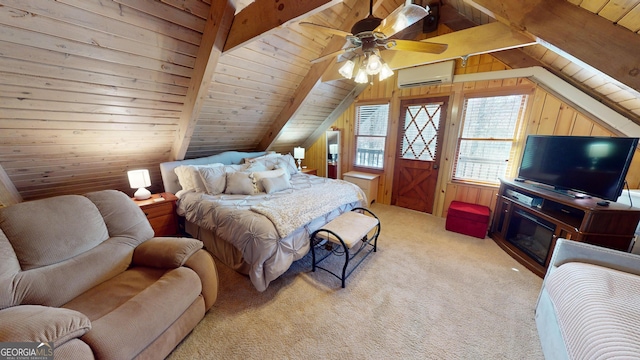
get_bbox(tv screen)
[518,135,639,201]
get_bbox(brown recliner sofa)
[0,190,218,359]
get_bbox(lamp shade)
[294,147,305,160]
[329,144,338,155]
[127,169,152,200]
[127,169,151,189]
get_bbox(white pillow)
[174,165,195,191]
[253,168,286,192]
[262,173,292,194]
[174,164,223,192]
[224,171,256,195]
[198,166,227,195]
[277,154,298,175]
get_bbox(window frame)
[452,89,532,186]
[353,101,391,172]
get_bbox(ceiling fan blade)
[310,49,348,64]
[374,4,429,38]
[299,22,352,38]
[387,39,448,54]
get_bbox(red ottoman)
[445,201,490,239]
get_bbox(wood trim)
[468,0,640,92]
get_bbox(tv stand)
[491,179,640,277]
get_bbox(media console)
[491,178,640,277]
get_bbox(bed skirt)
[185,220,251,275]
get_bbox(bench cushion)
[317,211,379,248]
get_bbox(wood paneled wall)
[307,51,640,217]
[0,0,207,200]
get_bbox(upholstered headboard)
[159,151,268,194]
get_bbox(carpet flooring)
[168,203,544,359]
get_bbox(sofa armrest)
[0,305,91,347]
[132,237,203,269]
[548,238,640,277]
[183,249,219,311]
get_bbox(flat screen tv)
[517,135,639,201]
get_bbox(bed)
[159,151,367,291]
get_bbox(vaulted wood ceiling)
[1,0,640,202]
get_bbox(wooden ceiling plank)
[170,0,235,160]
[223,0,342,53]
[467,0,640,92]
[617,5,640,32]
[255,0,380,150]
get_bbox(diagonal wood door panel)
[392,97,448,213]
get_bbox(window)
[355,103,389,169]
[453,93,528,184]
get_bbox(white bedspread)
[177,173,366,291]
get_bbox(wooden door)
[392,97,448,213]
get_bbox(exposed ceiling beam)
[257,0,387,150]
[465,0,640,93]
[0,164,22,206]
[322,21,536,81]
[223,0,343,53]
[171,0,235,160]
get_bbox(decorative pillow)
[246,161,269,172]
[174,165,195,191]
[174,163,223,192]
[252,168,286,192]
[277,154,298,175]
[198,166,227,195]
[243,152,279,164]
[262,173,292,194]
[273,164,292,180]
[224,164,248,173]
[224,171,256,195]
[191,164,224,193]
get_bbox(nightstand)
[301,168,317,175]
[343,171,380,205]
[132,192,178,237]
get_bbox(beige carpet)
[168,203,544,359]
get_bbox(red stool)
[445,201,491,239]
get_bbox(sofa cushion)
[0,195,109,270]
[64,266,202,359]
[0,305,91,347]
[546,262,640,359]
[84,190,154,242]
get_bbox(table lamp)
[294,147,305,171]
[128,169,151,200]
[329,144,338,163]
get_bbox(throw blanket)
[251,181,363,238]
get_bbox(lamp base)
[134,187,151,200]
[296,159,302,171]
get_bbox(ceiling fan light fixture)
[379,63,394,81]
[338,60,356,79]
[354,67,369,84]
[365,53,383,75]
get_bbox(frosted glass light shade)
[365,53,382,75]
[338,60,355,79]
[354,68,369,84]
[294,147,305,160]
[379,63,394,81]
[127,169,151,200]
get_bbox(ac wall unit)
[397,60,455,89]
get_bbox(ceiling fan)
[300,0,448,83]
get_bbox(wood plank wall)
[306,50,640,217]
[0,0,206,200]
